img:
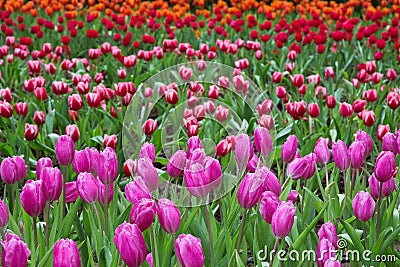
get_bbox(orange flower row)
[0,0,399,19]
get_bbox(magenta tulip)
[234,134,254,171]
[167,150,186,178]
[324,259,341,267]
[97,147,118,185]
[97,180,114,206]
[369,174,395,199]
[76,172,99,204]
[332,140,350,171]
[317,222,338,248]
[137,158,159,191]
[0,198,9,228]
[146,253,153,267]
[317,239,336,267]
[186,136,203,159]
[382,132,397,154]
[55,135,75,166]
[314,138,330,164]
[139,142,156,163]
[349,141,366,169]
[237,172,265,209]
[254,127,272,158]
[129,198,157,231]
[352,191,375,222]
[355,130,373,155]
[246,154,263,173]
[287,190,299,203]
[286,157,309,180]
[72,149,90,174]
[0,156,26,184]
[36,157,52,180]
[256,167,281,196]
[281,135,298,163]
[259,191,281,224]
[175,234,205,267]
[53,238,81,267]
[65,181,79,203]
[157,198,181,234]
[41,167,63,202]
[374,151,396,182]
[271,201,296,238]
[20,180,45,217]
[1,233,30,267]
[114,222,147,267]
[125,176,152,204]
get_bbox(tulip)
[53,239,81,267]
[287,157,310,180]
[175,234,205,267]
[76,172,99,204]
[317,222,338,248]
[281,135,298,163]
[65,181,79,203]
[314,138,330,164]
[139,142,156,163]
[369,174,395,199]
[325,67,335,79]
[382,132,397,153]
[65,125,80,142]
[332,140,350,171]
[237,173,265,209]
[146,253,153,267]
[0,156,26,184]
[24,123,39,141]
[97,147,118,185]
[272,72,283,83]
[0,198,9,228]
[246,154,262,173]
[14,102,28,117]
[187,136,203,159]
[86,147,100,175]
[326,95,336,109]
[129,198,157,231]
[257,167,281,196]
[157,198,181,234]
[287,190,299,203]
[114,222,147,267]
[72,149,90,174]
[125,176,152,204]
[349,141,366,169]
[56,135,75,166]
[142,119,158,135]
[1,233,31,267]
[323,259,341,267]
[254,127,272,158]
[20,180,46,217]
[215,105,229,122]
[137,158,158,191]
[374,151,396,182]
[103,134,117,149]
[355,130,373,155]
[165,89,178,105]
[259,191,281,224]
[352,191,375,222]
[316,239,336,267]
[339,102,353,117]
[42,167,62,202]
[97,180,114,206]
[271,201,296,238]
[376,124,390,141]
[216,140,231,157]
[0,101,13,118]
[234,134,254,172]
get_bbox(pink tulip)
[271,201,296,238]
[352,191,375,222]
[157,198,181,234]
[1,233,30,267]
[55,135,75,166]
[260,191,281,224]
[175,234,204,267]
[53,239,81,267]
[20,180,46,217]
[129,198,157,231]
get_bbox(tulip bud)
[324,259,341,267]
[237,173,265,209]
[139,142,156,163]
[130,198,157,231]
[20,180,46,217]
[53,238,81,267]
[339,102,353,118]
[175,234,205,267]
[259,191,281,224]
[287,157,309,180]
[56,135,75,166]
[72,149,90,174]
[167,150,186,178]
[0,156,27,184]
[137,158,158,191]
[271,201,296,238]
[1,233,31,267]
[114,222,147,267]
[234,134,254,172]
[257,167,281,196]
[65,181,79,203]
[332,140,350,171]
[215,105,229,122]
[352,191,375,222]
[125,176,152,204]
[42,167,62,202]
[317,239,336,267]
[314,138,330,164]
[157,198,181,234]
[24,123,39,141]
[382,132,397,154]
[76,172,99,204]
[254,127,272,158]
[287,190,299,203]
[349,141,366,169]
[246,154,262,172]
[325,67,335,79]
[281,135,298,163]
[97,147,118,185]
[317,222,338,248]
[308,103,320,118]
[355,130,373,155]
[369,174,395,199]
[216,140,231,157]
[14,102,28,117]
[123,159,137,177]
[272,72,282,83]
[0,198,9,228]
[146,253,153,267]
[142,119,158,135]
[103,134,117,149]
[374,151,396,182]
[326,95,336,109]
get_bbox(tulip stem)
[376,183,383,240]
[150,224,157,267]
[269,238,280,266]
[362,222,367,247]
[340,171,347,218]
[10,184,15,214]
[324,163,329,188]
[33,216,38,248]
[281,163,286,185]
[350,169,356,198]
[0,228,5,240]
[301,179,306,213]
[236,209,247,253]
[104,184,109,234]
[61,166,66,219]
[45,201,50,247]
[203,205,214,266]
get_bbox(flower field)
[0,0,399,266]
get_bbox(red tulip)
[339,102,353,118]
[308,103,320,118]
[376,124,390,141]
[65,125,80,142]
[0,101,13,118]
[362,110,376,126]
[24,123,39,141]
[142,119,158,135]
[14,102,28,117]
[103,134,117,149]
[326,95,336,109]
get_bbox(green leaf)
[338,218,365,254]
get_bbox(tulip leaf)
[60,198,82,237]
[372,227,394,255]
[381,189,400,229]
[377,227,400,256]
[338,218,365,254]
[291,201,328,251]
